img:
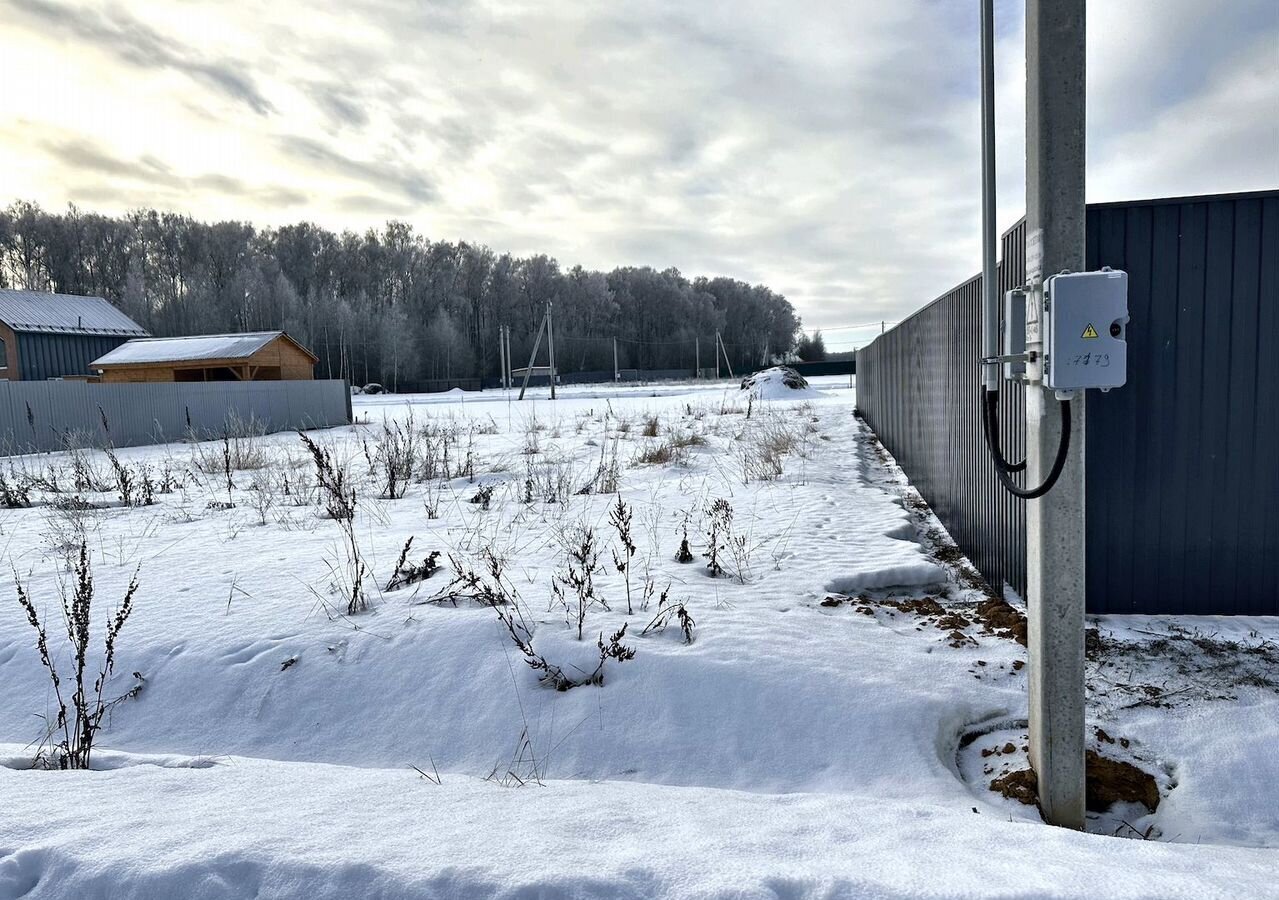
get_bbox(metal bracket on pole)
[980,352,1034,366]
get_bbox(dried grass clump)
[13,543,140,769]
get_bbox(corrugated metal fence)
[0,380,352,454]
[857,190,1278,615]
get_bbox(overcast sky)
[1,0,1275,350]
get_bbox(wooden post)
[517,312,548,401]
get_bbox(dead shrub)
[385,536,441,591]
[642,588,695,644]
[13,543,141,769]
[300,433,356,521]
[373,415,419,499]
[553,524,608,640]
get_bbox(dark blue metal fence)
[856,190,1278,615]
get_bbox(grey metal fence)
[0,379,352,454]
[856,190,1278,616]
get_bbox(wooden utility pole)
[517,311,548,401]
[718,332,734,378]
[613,337,619,382]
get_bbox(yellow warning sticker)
[1081,323,1099,339]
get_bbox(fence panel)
[0,379,351,455]
[856,191,1278,616]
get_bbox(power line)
[549,334,758,350]
[809,320,899,333]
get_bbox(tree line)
[0,201,806,387]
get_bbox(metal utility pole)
[505,326,514,388]
[546,302,557,400]
[613,337,619,382]
[715,330,721,379]
[1025,0,1087,829]
[979,0,999,394]
[695,337,700,378]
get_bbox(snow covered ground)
[0,375,1275,899]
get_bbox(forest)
[0,201,806,388]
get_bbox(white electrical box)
[1003,289,1027,380]
[1044,269,1128,391]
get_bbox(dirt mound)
[991,768,1039,805]
[990,753,1160,813]
[739,366,821,399]
[974,599,1027,646]
[1086,751,1160,812]
[828,594,990,649]
[885,596,945,618]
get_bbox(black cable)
[981,387,1071,499]
[981,390,1026,472]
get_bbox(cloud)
[334,193,418,217]
[39,137,183,187]
[1086,2,1279,202]
[4,0,275,114]
[2,0,1274,342]
[309,84,370,129]
[276,135,437,204]
[37,135,306,208]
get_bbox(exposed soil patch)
[828,591,1029,653]
[973,598,1027,646]
[991,753,1160,814]
[883,596,944,618]
[1086,751,1160,813]
[991,767,1039,805]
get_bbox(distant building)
[0,289,149,381]
[91,331,318,383]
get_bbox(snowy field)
[0,373,1276,899]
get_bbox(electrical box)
[1044,269,1128,391]
[1002,289,1027,380]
